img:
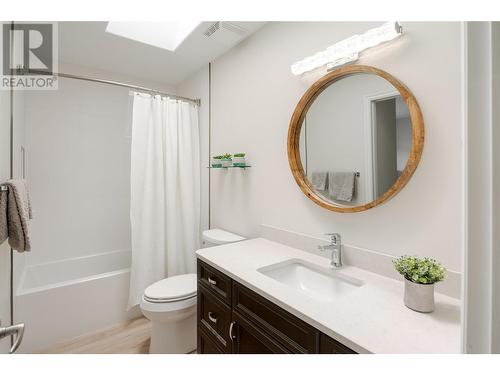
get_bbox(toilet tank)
[202,229,245,248]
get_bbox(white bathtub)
[14,250,140,353]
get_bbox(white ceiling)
[57,21,265,86]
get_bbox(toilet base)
[148,308,197,354]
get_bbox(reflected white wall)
[304,74,395,205]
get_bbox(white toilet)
[140,228,245,354]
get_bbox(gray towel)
[328,172,356,202]
[0,180,32,252]
[0,189,7,245]
[311,172,328,191]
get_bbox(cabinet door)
[231,312,289,354]
[233,282,319,353]
[198,327,225,354]
[319,333,357,354]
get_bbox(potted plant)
[233,153,246,167]
[393,255,446,313]
[211,155,224,168]
[221,153,232,168]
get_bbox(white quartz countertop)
[196,238,461,354]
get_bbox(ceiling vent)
[203,22,248,46]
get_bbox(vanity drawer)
[232,282,319,353]
[198,284,232,352]
[198,260,232,305]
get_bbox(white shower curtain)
[128,93,200,309]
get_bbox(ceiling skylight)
[106,21,200,51]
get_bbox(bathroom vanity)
[197,259,355,354]
[196,238,461,354]
[195,65,452,354]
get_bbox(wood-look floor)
[39,317,152,354]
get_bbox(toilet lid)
[202,229,245,245]
[144,274,197,302]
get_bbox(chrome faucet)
[318,233,342,268]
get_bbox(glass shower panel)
[0,62,12,355]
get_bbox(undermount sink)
[258,259,363,302]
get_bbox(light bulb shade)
[291,22,403,76]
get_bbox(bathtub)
[14,250,140,353]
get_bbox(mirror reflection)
[300,73,412,206]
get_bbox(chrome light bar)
[291,22,403,76]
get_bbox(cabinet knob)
[207,276,217,286]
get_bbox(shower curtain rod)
[25,69,201,106]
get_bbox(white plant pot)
[404,278,435,313]
[233,157,246,166]
[222,159,232,167]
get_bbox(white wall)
[208,22,463,274]
[23,78,131,266]
[18,63,176,267]
[492,21,500,354]
[176,66,210,239]
[56,62,176,94]
[464,22,493,354]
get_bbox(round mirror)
[288,65,424,213]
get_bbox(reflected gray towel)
[311,172,328,191]
[0,189,7,245]
[2,180,32,252]
[328,172,356,202]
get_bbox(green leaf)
[393,255,446,284]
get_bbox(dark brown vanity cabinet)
[197,260,357,354]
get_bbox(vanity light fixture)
[290,22,403,76]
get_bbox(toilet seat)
[144,293,196,303]
[142,273,197,310]
[141,293,197,313]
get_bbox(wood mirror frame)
[287,65,425,213]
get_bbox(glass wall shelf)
[208,165,252,169]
